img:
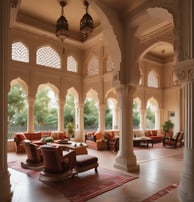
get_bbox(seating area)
[20,143,99,182]
[133,130,164,143]
[13,131,70,153]
[163,131,184,149]
[85,130,119,151]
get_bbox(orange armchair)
[163,131,184,149]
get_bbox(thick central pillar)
[114,85,139,172]
[176,59,194,202]
[0,0,12,201]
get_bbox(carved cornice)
[175,59,194,82]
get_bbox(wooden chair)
[21,140,44,170]
[39,145,76,182]
[163,131,184,149]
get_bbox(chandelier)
[80,0,94,40]
[56,0,69,41]
[56,0,94,42]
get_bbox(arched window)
[106,56,114,72]
[67,56,77,72]
[36,46,61,68]
[11,42,29,63]
[87,56,99,76]
[147,70,158,88]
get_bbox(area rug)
[8,160,138,202]
[142,184,178,202]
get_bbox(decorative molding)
[175,59,194,82]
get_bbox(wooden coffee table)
[55,141,88,155]
[133,137,153,148]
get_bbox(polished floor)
[7,144,183,202]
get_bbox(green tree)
[8,84,27,126]
[105,107,112,129]
[84,99,98,129]
[146,106,155,129]
[34,88,51,127]
[64,93,75,125]
[133,102,140,129]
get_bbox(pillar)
[0,0,12,201]
[112,103,119,129]
[114,85,139,172]
[77,103,84,141]
[27,97,35,132]
[176,59,194,202]
[57,99,65,131]
[98,103,106,132]
[140,108,146,130]
[155,108,160,130]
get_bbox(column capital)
[117,84,136,98]
[175,59,194,82]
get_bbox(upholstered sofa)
[13,131,69,153]
[133,129,164,143]
[104,130,120,152]
[85,130,119,151]
[85,131,108,150]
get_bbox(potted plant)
[66,122,74,138]
[162,120,174,136]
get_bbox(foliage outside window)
[146,105,155,129]
[84,98,98,130]
[133,102,140,129]
[34,87,58,131]
[8,84,27,138]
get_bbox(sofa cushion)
[94,132,103,140]
[76,155,98,167]
[15,133,26,141]
[24,132,42,140]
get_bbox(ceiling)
[11,0,174,62]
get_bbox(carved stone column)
[27,97,35,132]
[176,59,194,202]
[112,103,119,129]
[78,103,84,141]
[0,0,12,201]
[140,108,146,130]
[155,108,160,130]
[97,103,106,132]
[57,99,65,131]
[114,85,139,172]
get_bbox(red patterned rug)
[142,184,178,202]
[8,160,137,202]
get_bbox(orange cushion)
[95,132,103,140]
[15,133,26,141]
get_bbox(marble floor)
[7,144,183,202]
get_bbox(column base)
[0,169,12,202]
[114,152,139,172]
[178,148,194,202]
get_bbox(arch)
[10,78,28,95]
[37,83,59,100]
[36,46,61,68]
[67,87,79,103]
[146,97,159,129]
[11,41,29,63]
[67,55,78,72]
[85,88,99,104]
[86,55,99,76]
[147,70,158,88]
[90,1,121,71]
[133,97,141,110]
